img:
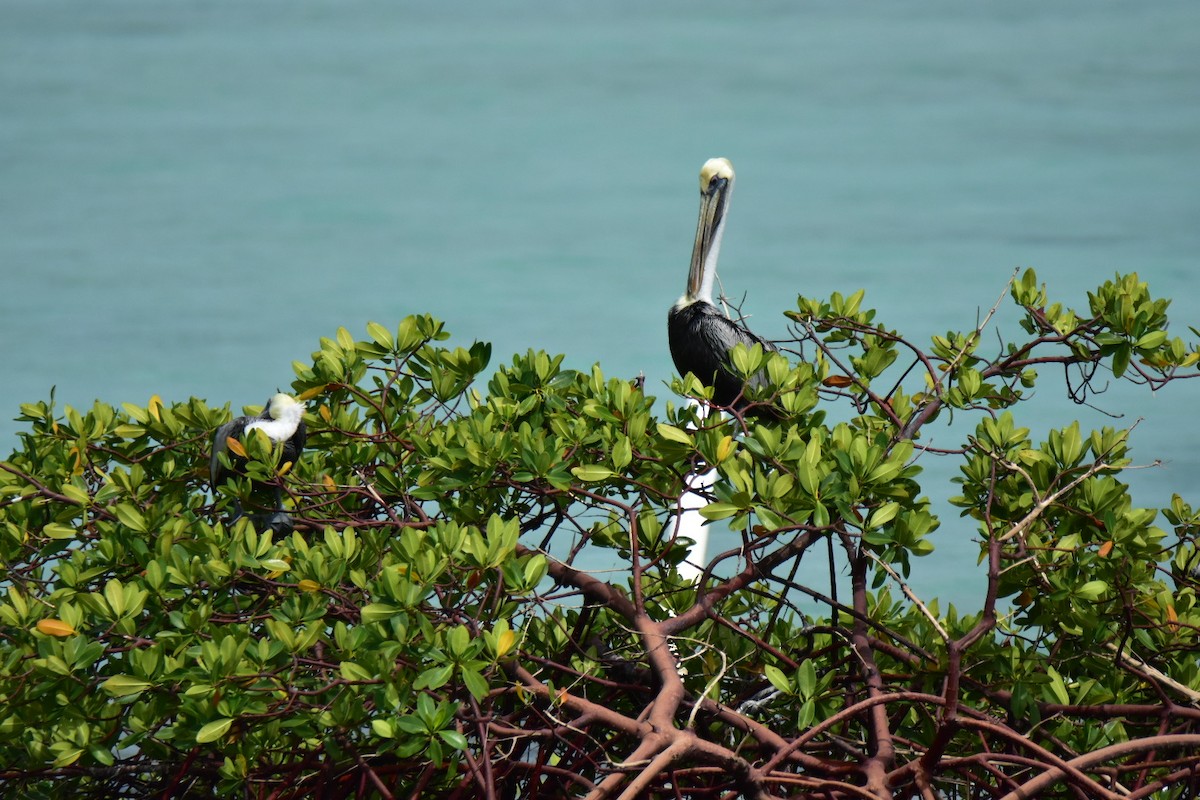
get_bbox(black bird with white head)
[668,157,776,411]
[209,392,306,532]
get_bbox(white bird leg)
[673,399,718,583]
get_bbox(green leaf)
[446,625,469,657]
[414,664,454,691]
[1076,580,1107,601]
[60,484,90,506]
[1111,343,1131,379]
[910,539,935,556]
[439,730,469,750]
[796,659,817,697]
[366,321,395,350]
[462,668,490,701]
[1046,667,1070,706]
[88,744,115,767]
[657,423,693,445]
[763,664,791,694]
[196,717,235,744]
[698,503,739,521]
[101,675,153,697]
[359,603,400,624]
[52,746,84,768]
[611,436,632,471]
[395,715,426,735]
[797,461,820,495]
[571,465,615,482]
[104,579,126,617]
[114,503,147,533]
[1135,330,1167,351]
[340,661,374,682]
[523,554,547,587]
[43,522,78,540]
[868,502,900,529]
[121,402,150,423]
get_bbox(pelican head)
[677,157,735,309]
[266,392,302,421]
[244,392,305,441]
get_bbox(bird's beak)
[687,173,731,300]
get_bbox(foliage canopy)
[1,269,1199,799]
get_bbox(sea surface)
[2,0,1198,609]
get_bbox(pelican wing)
[209,416,248,489]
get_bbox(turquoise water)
[2,1,1197,607]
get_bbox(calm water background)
[2,1,1197,608]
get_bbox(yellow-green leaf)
[868,502,900,530]
[360,603,400,624]
[571,465,615,482]
[1046,667,1070,706]
[195,717,234,744]
[60,484,91,506]
[340,661,374,682]
[114,503,147,533]
[763,664,791,694]
[698,503,739,521]
[1135,330,1167,351]
[43,523,78,540]
[52,747,84,768]
[101,675,153,697]
[366,321,395,350]
[657,423,693,445]
[611,436,632,471]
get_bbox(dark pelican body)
[210,392,306,531]
[668,157,775,410]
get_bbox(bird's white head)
[267,393,303,421]
[679,157,736,308]
[246,393,305,442]
[699,157,734,193]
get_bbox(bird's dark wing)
[703,312,777,399]
[282,421,307,466]
[210,416,248,489]
[669,302,776,409]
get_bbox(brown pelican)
[210,392,306,532]
[667,157,775,411]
